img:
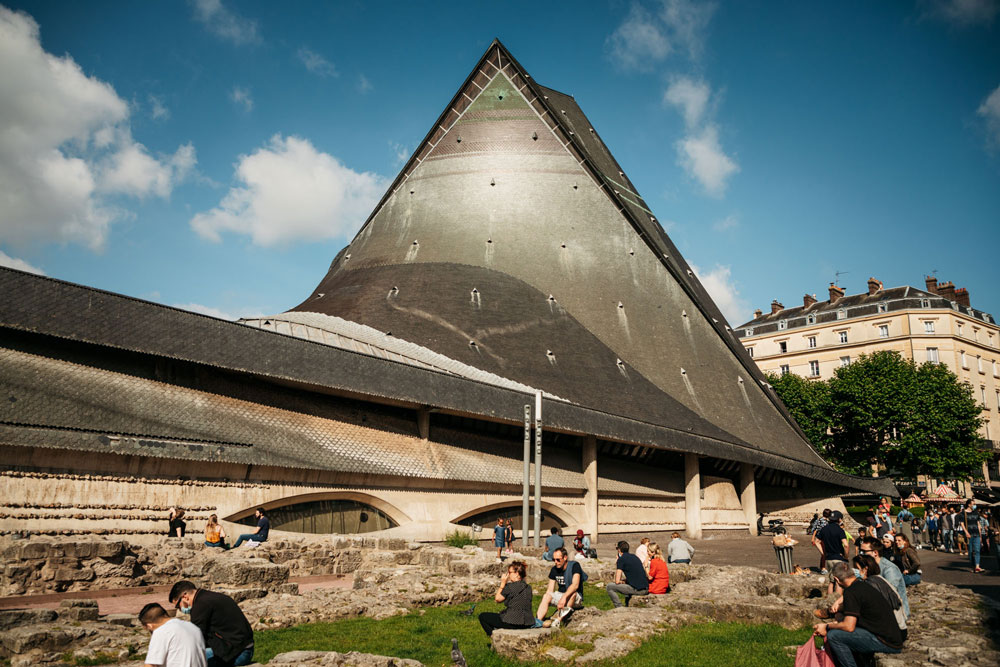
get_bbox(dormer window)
[877,302,887,313]
[920,298,930,308]
[806,314,816,325]
[837,308,847,320]
[778,319,787,330]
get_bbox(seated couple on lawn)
[479,547,586,636]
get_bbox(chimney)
[828,282,845,303]
[770,300,784,315]
[867,277,883,296]
[954,287,970,307]
[753,308,763,319]
[925,275,938,294]
[937,281,955,301]
[803,293,817,308]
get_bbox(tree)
[765,371,833,454]
[826,351,987,478]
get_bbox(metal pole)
[533,391,542,547]
[522,404,531,548]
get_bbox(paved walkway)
[0,574,352,615]
[594,529,1000,603]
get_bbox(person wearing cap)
[814,510,849,576]
[572,529,591,559]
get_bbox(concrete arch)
[224,490,412,526]
[450,500,578,528]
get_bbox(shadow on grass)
[254,584,813,666]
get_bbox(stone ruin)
[1,535,997,666]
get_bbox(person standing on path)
[493,518,506,562]
[941,506,955,553]
[815,511,849,575]
[958,499,986,573]
[140,603,207,667]
[169,581,254,667]
[478,560,536,637]
[606,540,649,608]
[504,519,514,556]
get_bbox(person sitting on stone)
[813,561,904,667]
[635,537,651,570]
[893,534,921,585]
[231,508,269,549]
[666,532,694,564]
[646,542,670,594]
[169,580,254,667]
[478,560,536,637]
[606,540,649,608]
[536,547,584,628]
[139,602,206,667]
[168,507,186,538]
[542,526,564,562]
[204,514,227,550]
[858,537,909,620]
[572,529,591,560]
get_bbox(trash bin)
[773,545,794,574]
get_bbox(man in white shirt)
[139,603,207,667]
[666,532,695,563]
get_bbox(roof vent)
[628,249,635,256]
[618,171,624,177]
[497,93,504,100]
[471,287,479,294]
[589,128,594,133]
[344,254,351,260]
[546,349,556,361]
[315,293,324,299]
[263,320,271,326]
[686,269,693,276]
[490,178,496,186]
[456,135,462,143]
[532,131,538,141]
[561,243,567,248]
[618,301,624,309]
[409,189,414,194]
[412,240,419,245]
[560,109,566,114]
[469,340,477,347]
[487,237,493,244]
[680,368,687,375]
[572,183,578,190]
[616,358,625,368]
[737,376,744,385]
[547,294,556,302]
[682,309,688,317]
[389,286,399,296]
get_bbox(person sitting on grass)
[606,540,649,608]
[139,602,206,667]
[537,547,584,628]
[646,543,670,594]
[204,514,227,550]
[231,508,269,549]
[813,561,904,667]
[478,560,536,637]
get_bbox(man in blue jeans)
[232,508,269,549]
[814,561,904,667]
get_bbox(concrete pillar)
[738,463,757,535]
[684,453,702,539]
[583,435,598,542]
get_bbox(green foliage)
[769,351,987,479]
[766,371,833,453]
[254,591,809,665]
[444,530,478,548]
[60,653,119,666]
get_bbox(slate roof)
[734,286,997,338]
[0,266,894,494]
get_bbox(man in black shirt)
[232,508,270,549]
[813,561,903,667]
[606,540,649,608]
[814,510,849,575]
[169,580,254,667]
[536,547,584,628]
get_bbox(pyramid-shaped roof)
[283,40,871,484]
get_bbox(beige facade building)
[735,276,1000,498]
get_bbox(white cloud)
[977,84,1000,146]
[390,141,410,166]
[0,250,45,275]
[606,3,671,70]
[297,47,338,77]
[191,0,259,45]
[660,0,717,60]
[191,134,387,247]
[663,76,711,128]
[149,94,169,120]
[358,74,373,94]
[920,0,998,27]
[690,262,749,325]
[230,86,253,112]
[676,124,739,197]
[0,7,195,251]
[711,213,739,232]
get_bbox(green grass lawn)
[254,583,814,666]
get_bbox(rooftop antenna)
[834,270,849,286]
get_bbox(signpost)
[522,404,531,548]
[533,391,542,547]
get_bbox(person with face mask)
[958,499,987,573]
[168,581,254,666]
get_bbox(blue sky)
[1,0,998,325]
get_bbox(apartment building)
[734,276,1000,498]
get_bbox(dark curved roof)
[284,40,888,493]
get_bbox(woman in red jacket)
[647,542,670,594]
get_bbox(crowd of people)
[805,497,999,666]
